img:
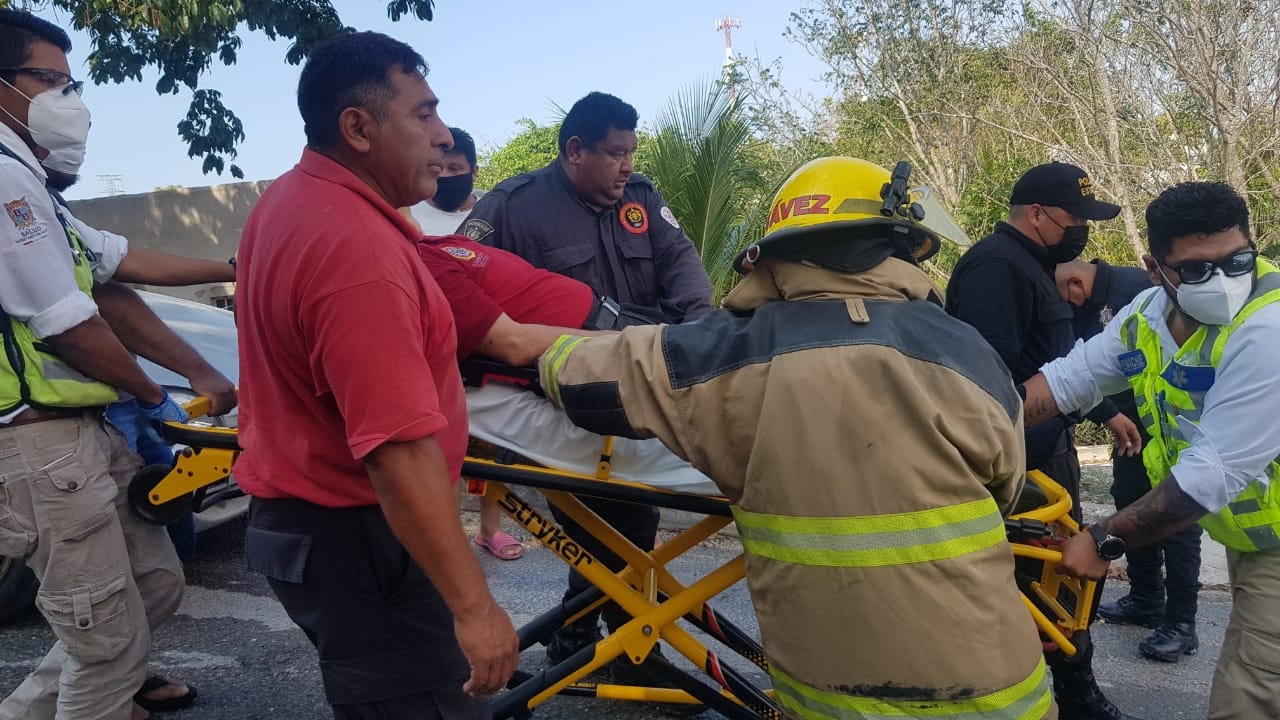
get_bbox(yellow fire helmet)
[734,157,971,273]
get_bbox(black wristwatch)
[1087,523,1126,561]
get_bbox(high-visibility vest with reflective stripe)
[0,211,120,414]
[1119,259,1280,551]
[731,496,1052,718]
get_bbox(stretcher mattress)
[466,383,720,496]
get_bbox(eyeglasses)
[0,67,83,96]
[1161,249,1258,285]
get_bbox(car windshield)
[136,292,238,395]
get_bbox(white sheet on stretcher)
[466,383,720,496]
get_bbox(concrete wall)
[67,181,268,304]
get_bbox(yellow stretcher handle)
[1010,470,1075,526]
[176,395,213,421]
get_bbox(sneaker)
[1138,622,1198,662]
[1097,594,1164,628]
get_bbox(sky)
[29,0,832,200]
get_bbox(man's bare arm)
[46,316,167,405]
[1020,374,1062,426]
[93,281,237,414]
[113,247,236,286]
[365,436,518,696]
[1101,476,1207,547]
[476,313,610,366]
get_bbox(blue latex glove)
[107,398,178,465]
[137,390,189,424]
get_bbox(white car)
[0,291,245,622]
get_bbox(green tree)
[475,118,559,189]
[8,0,436,178]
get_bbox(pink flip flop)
[475,531,524,560]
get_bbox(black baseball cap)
[1010,162,1121,221]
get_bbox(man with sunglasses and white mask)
[1023,181,1280,719]
[0,10,239,720]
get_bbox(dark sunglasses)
[0,67,83,96]
[1161,249,1258,285]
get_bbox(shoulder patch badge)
[620,202,648,234]
[462,219,494,242]
[660,206,680,229]
[6,198,47,246]
[6,198,34,229]
[442,245,477,261]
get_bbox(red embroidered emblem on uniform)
[442,245,477,261]
[620,202,648,234]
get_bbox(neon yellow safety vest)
[1119,259,1280,551]
[0,202,120,414]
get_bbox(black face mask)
[1046,224,1089,263]
[432,173,474,212]
[1039,213,1090,264]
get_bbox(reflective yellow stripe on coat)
[731,497,1006,568]
[772,658,1053,720]
[733,496,1050,718]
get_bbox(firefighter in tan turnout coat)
[538,157,1056,719]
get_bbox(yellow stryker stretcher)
[135,397,1102,720]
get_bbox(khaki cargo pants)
[0,414,185,720]
[1208,547,1280,719]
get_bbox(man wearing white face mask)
[1023,181,1280,719]
[0,10,236,720]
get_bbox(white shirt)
[409,189,486,236]
[0,123,128,421]
[1041,285,1280,513]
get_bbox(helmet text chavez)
[768,193,831,229]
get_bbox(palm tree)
[640,81,775,300]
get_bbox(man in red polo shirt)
[234,31,517,720]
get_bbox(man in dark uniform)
[462,91,713,322]
[1056,258,1204,663]
[460,91,714,675]
[946,162,1139,720]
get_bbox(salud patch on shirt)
[620,202,648,234]
[5,198,48,245]
[660,206,680,229]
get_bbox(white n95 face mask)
[0,77,91,174]
[1175,269,1254,326]
[40,143,86,175]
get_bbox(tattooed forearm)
[1105,476,1207,547]
[1020,374,1062,426]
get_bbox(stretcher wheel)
[129,463,194,526]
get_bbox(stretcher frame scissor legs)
[462,459,783,720]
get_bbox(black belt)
[584,295,623,331]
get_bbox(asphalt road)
[1,497,1225,720]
